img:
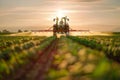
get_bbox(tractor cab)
[53,16,69,36]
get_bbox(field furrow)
[0,35,120,80]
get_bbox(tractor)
[53,16,69,36]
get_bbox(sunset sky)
[0,0,120,32]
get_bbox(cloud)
[48,0,102,2]
[0,0,120,29]
[0,5,119,19]
[114,26,120,32]
[66,0,102,2]
[0,7,56,17]
[116,7,120,10]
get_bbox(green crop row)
[46,36,120,80]
[67,36,120,62]
[0,36,56,80]
[0,36,46,50]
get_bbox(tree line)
[0,29,29,34]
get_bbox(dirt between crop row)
[4,38,58,80]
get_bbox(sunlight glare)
[57,10,65,19]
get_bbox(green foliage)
[37,36,56,50]
[0,36,54,79]
[0,48,13,61]
[22,42,34,50]
[68,36,120,62]
[14,46,22,52]
[46,36,120,80]
[67,36,103,51]
[46,69,69,80]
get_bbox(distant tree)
[18,29,22,33]
[2,29,10,33]
[24,30,28,32]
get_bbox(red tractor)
[53,16,69,36]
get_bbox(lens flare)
[57,10,65,19]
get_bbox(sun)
[56,10,65,19]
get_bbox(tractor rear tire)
[53,32,57,36]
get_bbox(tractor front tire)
[66,32,69,36]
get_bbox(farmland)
[0,34,120,80]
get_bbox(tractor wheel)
[66,32,69,36]
[53,32,57,36]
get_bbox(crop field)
[0,35,120,80]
